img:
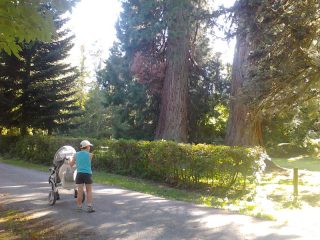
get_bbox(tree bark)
[225,2,286,172]
[20,52,32,137]
[225,32,263,146]
[226,31,287,174]
[225,34,284,171]
[48,128,53,135]
[155,1,190,142]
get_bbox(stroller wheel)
[49,181,57,205]
[48,190,57,206]
[56,191,60,200]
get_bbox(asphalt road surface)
[0,163,317,240]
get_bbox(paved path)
[0,163,316,239]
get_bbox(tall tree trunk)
[48,128,53,135]
[20,52,32,137]
[225,2,285,172]
[225,32,263,146]
[225,34,283,171]
[155,1,190,142]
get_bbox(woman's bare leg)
[85,184,93,206]
[77,184,84,206]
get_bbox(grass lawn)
[0,155,272,218]
[0,204,99,239]
[0,158,49,171]
[1,155,320,221]
[272,156,320,171]
[0,207,68,240]
[0,156,203,205]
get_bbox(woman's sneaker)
[87,206,95,213]
[76,205,82,212]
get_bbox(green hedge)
[0,135,265,192]
[0,135,83,164]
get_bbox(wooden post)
[293,168,298,197]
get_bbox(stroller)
[48,145,85,205]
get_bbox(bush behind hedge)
[266,143,309,158]
[0,135,264,192]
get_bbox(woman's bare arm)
[69,156,76,167]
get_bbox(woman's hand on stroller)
[68,156,75,167]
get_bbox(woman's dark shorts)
[75,173,93,184]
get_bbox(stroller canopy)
[53,145,76,165]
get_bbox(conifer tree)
[100,0,226,142]
[97,43,159,140]
[0,17,80,135]
[225,0,320,146]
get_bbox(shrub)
[0,135,83,165]
[0,135,264,193]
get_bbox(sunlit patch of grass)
[272,156,320,172]
[300,194,320,207]
[277,179,292,185]
[0,204,87,239]
[282,197,302,209]
[0,207,51,239]
[268,193,286,202]
[259,163,320,214]
[93,171,202,204]
[234,199,276,220]
[94,172,271,219]
[254,212,276,220]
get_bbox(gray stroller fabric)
[53,146,76,165]
[53,146,77,189]
[59,163,76,189]
[64,167,74,182]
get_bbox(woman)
[70,140,95,213]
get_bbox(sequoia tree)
[115,0,224,142]
[154,0,192,142]
[225,0,320,146]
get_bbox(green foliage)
[0,135,265,193]
[98,0,230,142]
[0,135,82,164]
[188,55,231,143]
[97,43,159,140]
[117,0,167,59]
[0,17,81,134]
[224,0,320,146]
[0,0,78,57]
[232,0,320,112]
[264,97,320,155]
[266,143,309,158]
[69,83,112,138]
